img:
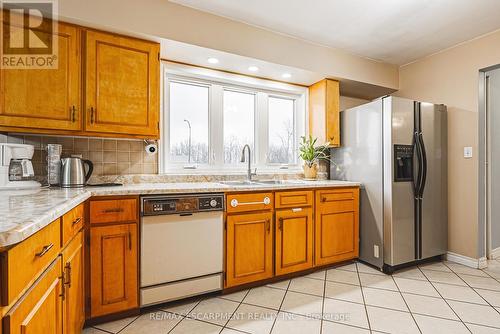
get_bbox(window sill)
[160,167,303,176]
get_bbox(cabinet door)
[315,188,359,266]
[325,79,340,147]
[0,22,81,131]
[90,223,138,317]
[62,231,84,334]
[85,30,159,137]
[226,211,273,287]
[275,208,313,276]
[3,258,63,334]
[308,79,340,147]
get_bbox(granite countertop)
[0,179,360,248]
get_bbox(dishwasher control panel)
[141,194,224,216]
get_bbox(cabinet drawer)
[317,189,356,203]
[0,219,61,306]
[3,257,63,334]
[61,203,84,246]
[275,191,313,209]
[90,198,138,224]
[226,193,274,213]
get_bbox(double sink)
[218,179,307,187]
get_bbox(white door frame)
[479,66,500,260]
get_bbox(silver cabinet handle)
[35,243,53,257]
[72,217,82,226]
[230,197,271,207]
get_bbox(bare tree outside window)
[169,82,209,164]
[223,90,255,164]
[268,97,295,164]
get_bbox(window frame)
[160,62,307,173]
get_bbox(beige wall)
[58,0,398,90]
[339,96,370,111]
[397,29,500,259]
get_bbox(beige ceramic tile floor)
[84,259,500,334]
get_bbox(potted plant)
[298,135,330,180]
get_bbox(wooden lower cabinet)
[90,223,138,318]
[62,231,85,334]
[3,258,63,334]
[314,188,360,266]
[226,211,273,288]
[275,208,314,276]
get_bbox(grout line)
[89,327,115,334]
[221,289,252,333]
[391,272,422,334]
[267,276,292,334]
[464,321,500,331]
[420,264,472,333]
[442,261,500,320]
[111,314,141,334]
[166,299,202,334]
[355,262,372,332]
[319,268,327,334]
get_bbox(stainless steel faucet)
[240,144,257,182]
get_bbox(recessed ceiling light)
[248,66,259,72]
[282,73,292,79]
[207,57,219,64]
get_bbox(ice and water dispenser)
[394,145,413,182]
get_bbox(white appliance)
[0,143,41,190]
[140,193,224,306]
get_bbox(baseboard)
[489,247,500,260]
[478,256,488,269]
[445,251,485,269]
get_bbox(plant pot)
[303,163,318,180]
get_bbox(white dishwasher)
[140,193,224,307]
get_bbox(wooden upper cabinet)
[225,211,274,288]
[90,223,138,318]
[309,79,340,147]
[0,21,81,131]
[85,30,160,138]
[314,188,359,266]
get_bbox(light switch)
[464,147,473,159]
[374,245,379,258]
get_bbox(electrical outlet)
[464,147,473,158]
[374,245,379,258]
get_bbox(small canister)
[47,144,62,185]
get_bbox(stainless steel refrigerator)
[331,96,447,273]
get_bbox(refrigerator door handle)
[413,132,423,198]
[418,132,427,199]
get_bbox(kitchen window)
[161,63,306,172]
[223,90,255,164]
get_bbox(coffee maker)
[0,143,41,190]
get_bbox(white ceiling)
[169,0,500,65]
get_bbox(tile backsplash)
[1,134,158,182]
